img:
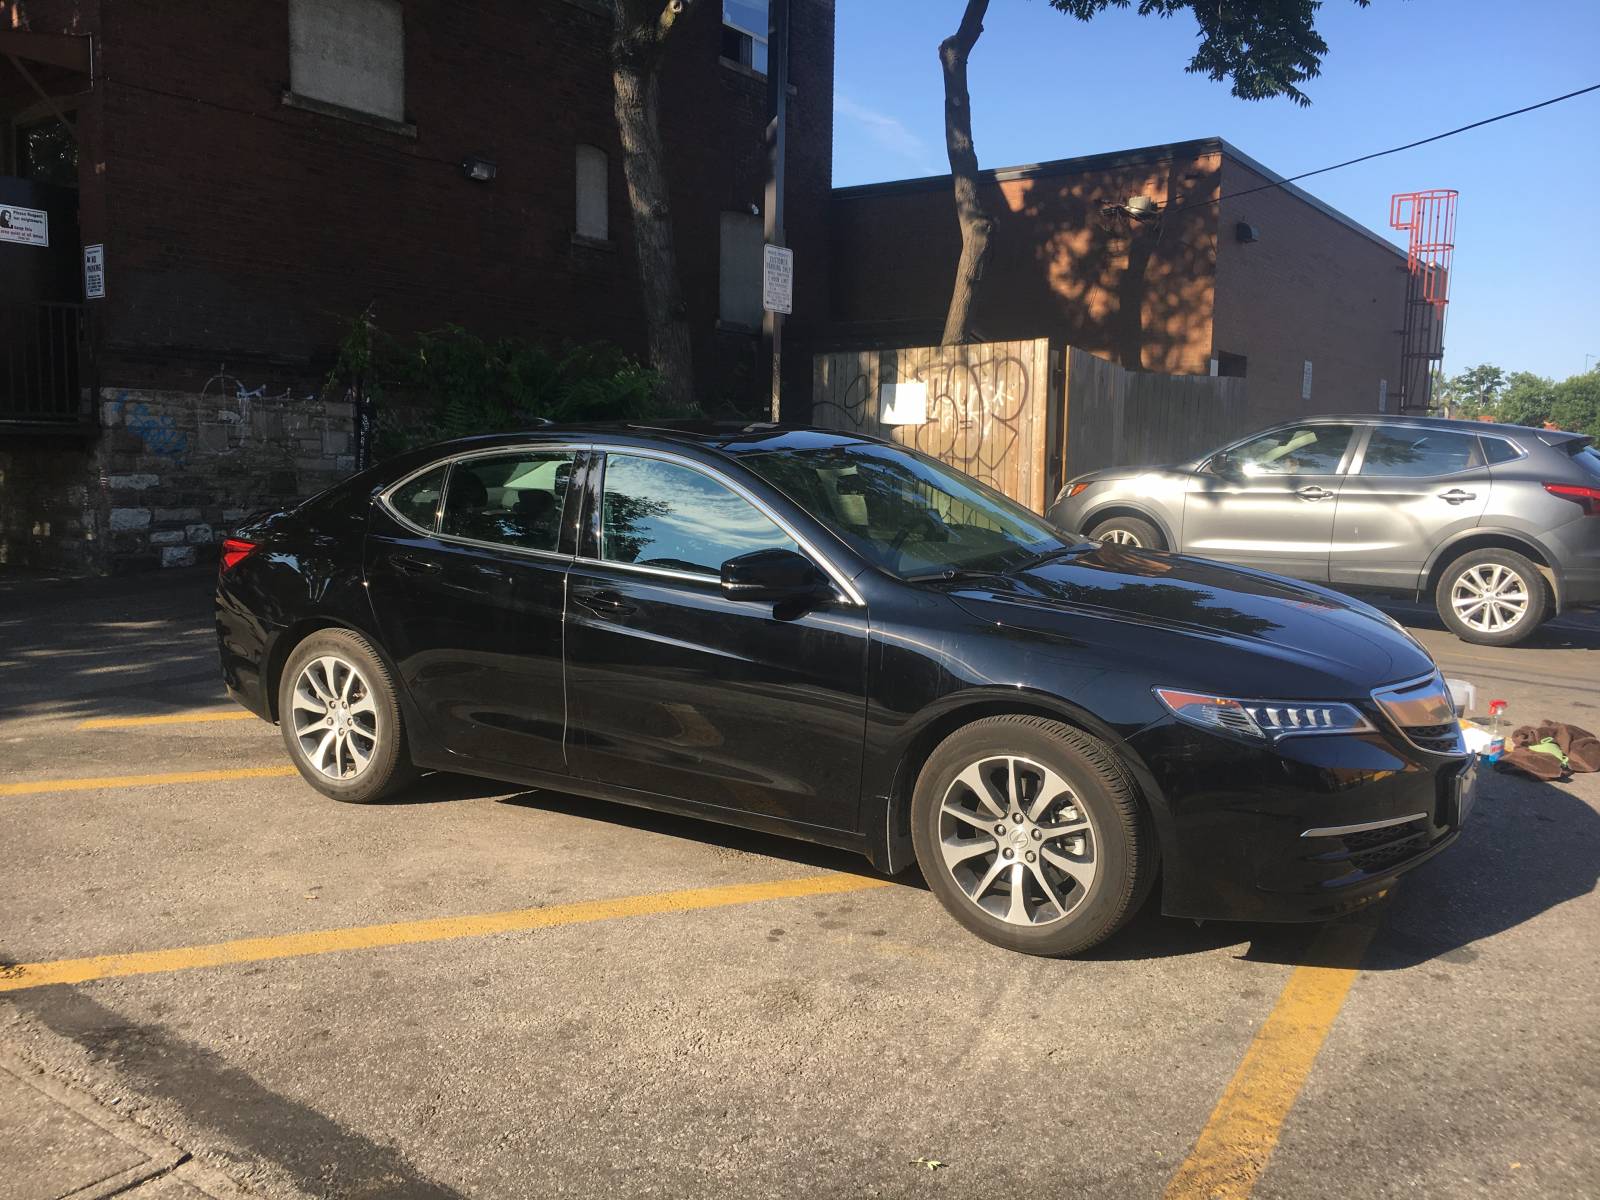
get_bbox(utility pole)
[761,0,791,423]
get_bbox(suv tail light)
[219,538,257,571]
[1543,482,1600,515]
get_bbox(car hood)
[1069,464,1190,486]
[943,544,1435,696]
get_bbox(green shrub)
[327,312,698,458]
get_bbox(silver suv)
[1048,415,1600,646]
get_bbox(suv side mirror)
[720,548,832,603]
[1208,451,1240,478]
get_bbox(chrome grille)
[1372,673,1467,756]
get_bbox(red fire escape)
[1389,189,1458,413]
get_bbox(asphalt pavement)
[1,567,1595,1200]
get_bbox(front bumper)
[1128,719,1474,923]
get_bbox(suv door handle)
[1296,485,1334,501]
[1438,489,1478,504]
[572,585,636,618]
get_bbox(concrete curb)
[0,1050,245,1200]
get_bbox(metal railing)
[0,301,95,428]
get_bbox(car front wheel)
[911,715,1153,957]
[277,628,417,803]
[1435,548,1549,647]
[1087,515,1164,549]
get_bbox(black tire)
[911,715,1154,957]
[277,628,418,803]
[1087,515,1164,550]
[1434,548,1549,647]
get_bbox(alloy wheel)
[938,755,1098,926]
[1099,528,1140,546]
[291,655,379,780]
[1450,563,1530,634]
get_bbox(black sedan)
[216,424,1473,956]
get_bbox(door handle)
[572,586,636,617]
[391,553,442,576]
[1438,489,1478,505]
[1296,485,1334,501]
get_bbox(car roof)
[415,422,889,458]
[1285,412,1589,442]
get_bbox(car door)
[564,448,869,831]
[363,447,581,776]
[1330,425,1491,591]
[1180,422,1357,581]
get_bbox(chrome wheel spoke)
[293,654,379,781]
[938,753,1098,928]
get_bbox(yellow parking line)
[0,874,894,993]
[0,766,298,797]
[76,711,259,730]
[1163,920,1379,1200]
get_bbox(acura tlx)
[216,425,1471,956]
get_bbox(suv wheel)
[1087,515,1164,549]
[1435,548,1549,647]
[278,628,418,803]
[911,716,1154,957]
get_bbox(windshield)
[740,441,1078,579]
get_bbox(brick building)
[1,0,834,572]
[829,137,1407,424]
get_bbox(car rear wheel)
[277,628,417,803]
[1435,548,1549,647]
[911,715,1153,957]
[1087,515,1164,549]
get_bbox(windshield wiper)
[1008,542,1097,573]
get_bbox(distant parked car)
[1049,415,1600,646]
[219,424,1471,958]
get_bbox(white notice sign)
[84,244,106,299]
[880,382,928,425]
[1378,378,1388,413]
[762,243,793,314]
[1301,360,1314,401]
[0,204,49,247]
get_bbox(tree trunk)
[610,3,696,410]
[939,0,992,347]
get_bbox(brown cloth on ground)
[1500,721,1599,777]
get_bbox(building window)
[719,212,764,330]
[288,0,405,123]
[575,145,609,242]
[10,113,78,188]
[721,0,769,74]
[1215,352,1248,378]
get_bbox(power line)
[1169,80,1600,214]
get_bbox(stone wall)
[0,385,355,574]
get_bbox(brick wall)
[1,0,835,572]
[1214,157,1407,424]
[828,144,1222,377]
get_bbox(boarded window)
[289,0,405,122]
[575,145,609,242]
[718,212,763,329]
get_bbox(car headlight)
[1154,687,1375,741]
[1054,480,1090,504]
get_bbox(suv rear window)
[1480,437,1521,465]
[1360,427,1481,477]
[1574,446,1600,481]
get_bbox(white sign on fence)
[762,243,793,314]
[83,244,106,299]
[1379,378,1388,413]
[879,382,927,425]
[1301,360,1314,401]
[0,204,49,247]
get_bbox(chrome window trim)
[1301,812,1428,839]
[376,444,584,559]
[587,443,866,606]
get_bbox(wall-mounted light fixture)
[1236,222,1260,243]
[461,156,497,183]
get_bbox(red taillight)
[1543,482,1600,515]
[219,538,257,572]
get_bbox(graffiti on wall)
[107,392,190,467]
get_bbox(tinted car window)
[1226,425,1353,476]
[439,451,575,552]
[389,465,446,532]
[1361,428,1480,477]
[1481,437,1521,465]
[601,453,797,576]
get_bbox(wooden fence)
[812,340,1249,513]
[811,338,1057,513]
[1060,347,1251,480]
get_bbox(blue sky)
[832,0,1600,381]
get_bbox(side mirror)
[720,548,832,603]
[1208,451,1240,478]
